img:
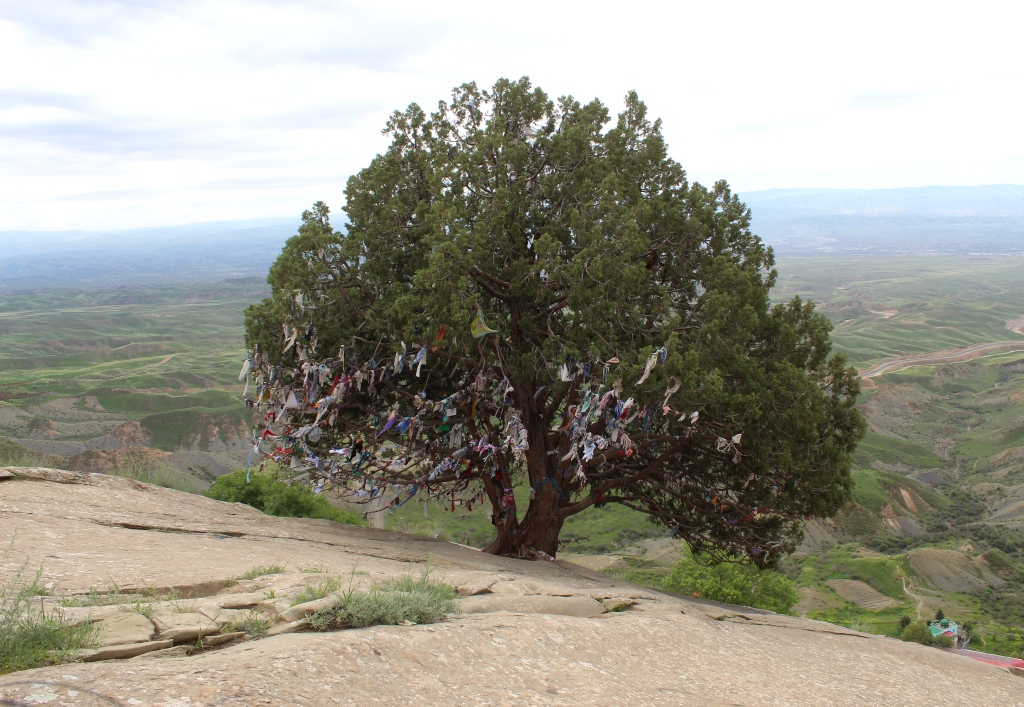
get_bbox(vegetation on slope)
[205,468,363,525]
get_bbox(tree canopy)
[242,77,865,560]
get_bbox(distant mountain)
[740,185,1024,254]
[4,185,1024,290]
[0,218,298,291]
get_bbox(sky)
[1,0,1022,231]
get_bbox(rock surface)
[1,466,1021,706]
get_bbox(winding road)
[859,316,1024,379]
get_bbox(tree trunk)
[483,381,567,558]
[515,481,565,557]
[481,450,565,557]
[483,476,565,558]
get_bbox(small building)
[929,618,968,649]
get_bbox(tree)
[205,469,362,525]
[900,621,933,645]
[662,551,798,613]
[242,77,865,560]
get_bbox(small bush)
[900,621,933,645]
[932,634,955,648]
[309,570,459,631]
[1,562,96,674]
[661,551,798,614]
[204,469,363,525]
[244,564,285,579]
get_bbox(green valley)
[3,254,1024,658]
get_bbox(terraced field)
[773,255,1024,368]
[0,279,269,481]
[825,579,899,610]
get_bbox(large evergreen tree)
[242,77,865,560]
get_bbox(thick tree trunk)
[483,460,566,557]
[483,379,567,558]
[514,482,565,557]
[483,484,565,558]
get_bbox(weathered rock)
[461,594,607,617]
[199,631,246,647]
[81,640,173,661]
[94,611,155,646]
[131,645,191,660]
[281,595,342,622]
[151,611,221,643]
[264,618,311,636]
[217,591,268,609]
[2,467,1022,706]
[601,597,638,612]
[456,578,498,596]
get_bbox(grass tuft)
[290,576,343,606]
[1,548,97,674]
[243,564,285,580]
[223,610,271,637]
[308,568,459,631]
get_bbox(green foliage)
[935,608,945,621]
[900,621,933,645]
[1,556,96,675]
[932,633,955,648]
[291,576,344,606]
[0,439,65,469]
[308,570,459,631]
[243,564,285,579]
[897,615,911,631]
[107,464,207,494]
[204,469,363,525]
[223,610,270,638]
[662,551,798,614]
[243,77,864,559]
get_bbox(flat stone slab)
[217,591,268,610]
[95,611,155,646]
[281,595,342,622]
[461,594,606,617]
[152,611,221,643]
[82,640,173,662]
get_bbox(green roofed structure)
[929,619,968,649]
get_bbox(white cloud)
[1,0,1022,230]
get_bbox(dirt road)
[859,316,1024,379]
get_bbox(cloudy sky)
[2,0,1021,231]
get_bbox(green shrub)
[291,576,343,606]
[204,469,363,525]
[900,621,933,645]
[309,570,459,631]
[932,634,955,648]
[1,561,96,674]
[661,551,798,614]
